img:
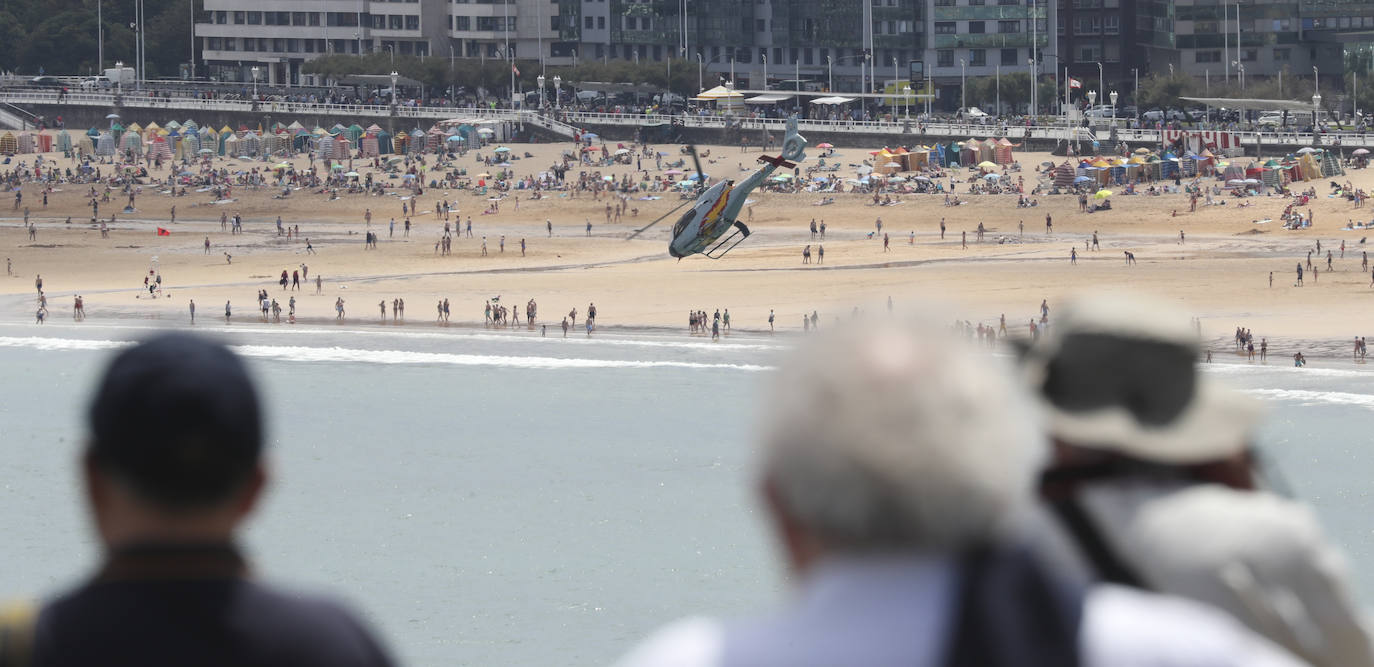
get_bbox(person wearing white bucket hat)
[1026,292,1374,667]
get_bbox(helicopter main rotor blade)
[690,144,705,187]
[626,200,691,241]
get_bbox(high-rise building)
[195,0,559,87]
[1137,0,1371,84]
[1057,0,1141,103]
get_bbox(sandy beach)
[3,137,1374,359]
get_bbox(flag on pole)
[156,227,170,236]
[1069,77,1083,89]
[512,64,520,77]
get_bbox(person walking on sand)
[380,300,387,321]
[586,219,593,236]
[224,300,232,322]
[769,309,775,332]
[1327,250,1334,271]
[315,275,322,294]
[940,218,946,239]
[188,299,195,323]
[335,297,345,320]
[35,274,43,294]
[1296,263,1304,286]
[1045,213,1053,234]
[883,233,890,252]
[204,236,211,254]
[562,317,569,337]
[817,245,824,264]
[1071,248,1078,264]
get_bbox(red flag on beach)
[157,228,170,236]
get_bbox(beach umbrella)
[1354,148,1371,156]
[978,160,998,170]
[476,128,495,136]
[105,113,120,120]
[914,175,932,181]
[1296,147,1319,154]
[1226,179,1246,186]
[345,171,360,177]
[845,178,865,185]
[888,176,906,184]
[614,148,630,155]
[1094,189,1112,199]
[493,146,511,152]
[475,172,490,178]
[446,135,463,142]
[817,143,834,149]
[1074,175,1093,183]
[984,173,1000,181]
[1134,148,1152,155]
[883,161,902,168]
[664,169,683,175]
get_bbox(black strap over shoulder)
[1050,498,1148,589]
[944,545,1084,667]
[0,601,36,667]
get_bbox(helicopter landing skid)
[703,222,751,259]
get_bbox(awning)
[745,94,795,104]
[810,96,857,105]
[694,85,744,100]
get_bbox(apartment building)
[1137,0,1371,83]
[196,0,558,86]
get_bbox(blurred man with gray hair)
[617,323,1306,667]
[1026,292,1373,667]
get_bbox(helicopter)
[628,115,807,259]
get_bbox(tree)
[1135,73,1199,111]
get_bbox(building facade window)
[969,49,986,65]
[1104,15,1118,34]
[405,15,419,30]
[968,20,984,33]
[935,21,956,33]
[1194,50,1221,63]
[937,49,954,67]
[998,20,1019,33]
[1001,47,1018,65]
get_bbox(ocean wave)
[1205,363,1374,380]
[0,321,783,353]
[0,336,771,372]
[1245,388,1374,409]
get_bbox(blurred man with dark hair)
[1026,293,1373,667]
[1,333,393,667]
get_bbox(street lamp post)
[1029,58,1037,116]
[251,66,259,98]
[827,56,832,93]
[960,59,966,113]
[1110,90,1117,126]
[115,60,123,96]
[1313,92,1322,128]
[696,53,703,93]
[1096,61,1103,96]
[537,74,545,109]
[391,70,398,110]
[762,53,767,90]
[996,64,1000,117]
[553,74,561,109]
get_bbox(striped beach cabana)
[146,135,172,161]
[95,132,117,156]
[120,130,143,156]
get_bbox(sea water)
[0,322,1372,665]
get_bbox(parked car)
[80,76,111,89]
[30,76,63,88]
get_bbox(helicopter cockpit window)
[672,207,697,238]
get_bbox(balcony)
[932,6,1042,20]
[931,32,1049,48]
[610,28,674,43]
